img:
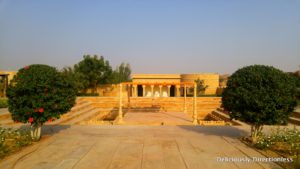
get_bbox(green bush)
[0,127,32,159]
[254,127,300,168]
[222,65,297,143]
[0,98,8,108]
[255,128,300,152]
[6,64,77,140]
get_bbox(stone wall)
[77,96,222,120]
[0,71,17,97]
[131,73,220,95]
[180,74,219,95]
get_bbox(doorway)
[170,85,175,97]
[137,85,143,97]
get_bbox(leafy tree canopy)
[74,55,113,93]
[111,62,132,84]
[222,65,297,142]
[195,79,208,96]
[61,66,85,92]
[6,64,77,140]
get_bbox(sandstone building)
[131,73,219,97]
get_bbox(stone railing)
[198,120,225,126]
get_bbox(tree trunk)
[250,124,263,144]
[92,83,97,94]
[31,124,42,141]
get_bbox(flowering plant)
[6,64,77,140]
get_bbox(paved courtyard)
[123,112,193,125]
[0,125,282,169]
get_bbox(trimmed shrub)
[222,65,297,143]
[6,64,77,140]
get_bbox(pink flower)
[28,117,34,123]
[39,108,44,113]
[47,119,53,123]
[24,65,30,70]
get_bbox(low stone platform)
[123,112,193,125]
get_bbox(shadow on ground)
[178,125,249,138]
[19,124,71,136]
[42,125,71,135]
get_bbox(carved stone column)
[133,85,137,97]
[118,83,123,123]
[159,85,162,97]
[193,83,198,125]
[176,85,180,97]
[151,85,154,98]
[167,85,171,97]
[184,84,187,113]
[142,85,146,97]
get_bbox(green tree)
[288,70,300,103]
[189,79,208,96]
[195,78,208,96]
[111,62,132,84]
[222,65,297,143]
[74,55,113,94]
[0,77,4,97]
[61,66,85,92]
[6,65,77,141]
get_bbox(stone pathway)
[0,125,283,169]
[123,112,193,125]
[0,108,9,114]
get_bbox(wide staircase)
[289,106,300,125]
[128,97,222,119]
[56,97,224,125]
[0,97,228,126]
[208,108,243,125]
[0,111,16,127]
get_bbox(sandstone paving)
[123,112,193,125]
[0,125,284,169]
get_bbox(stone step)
[75,100,88,106]
[129,101,221,103]
[289,117,300,126]
[92,104,119,108]
[128,104,220,107]
[79,111,113,124]
[207,113,223,121]
[292,112,300,119]
[120,121,193,126]
[0,118,14,125]
[78,97,120,101]
[128,109,164,113]
[211,110,243,125]
[212,110,231,121]
[70,102,92,112]
[294,106,300,113]
[81,98,221,102]
[67,108,103,125]
[0,113,11,120]
[52,106,95,125]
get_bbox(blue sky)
[0,0,299,74]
